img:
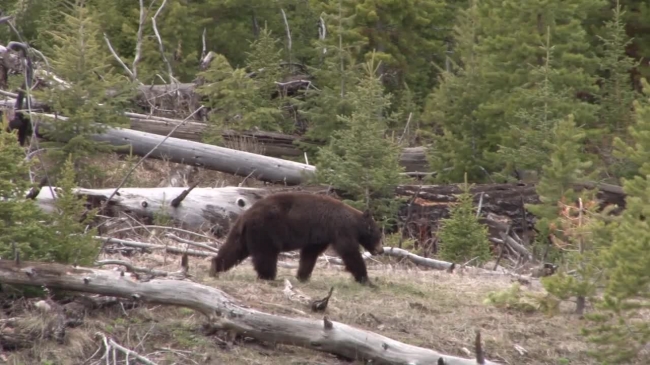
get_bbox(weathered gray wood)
[35,186,269,232]
[92,128,315,184]
[24,110,317,185]
[0,260,501,365]
[0,97,432,172]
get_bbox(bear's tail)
[209,219,249,277]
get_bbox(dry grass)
[3,242,609,365]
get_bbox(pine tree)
[312,0,451,99]
[453,0,603,181]
[0,123,99,265]
[295,47,362,158]
[497,27,584,179]
[195,53,260,144]
[596,0,641,179]
[423,0,496,183]
[43,155,102,265]
[597,0,638,135]
[525,114,606,316]
[437,174,492,265]
[526,114,594,247]
[34,0,135,184]
[0,120,52,261]
[583,80,650,362]
[315,54,404,224]
[243,26,293,132]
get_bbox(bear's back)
[243,193,362,246]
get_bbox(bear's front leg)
[335,244,372,285]
[251,251,279,280]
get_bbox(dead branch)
[95,331,159,365]
[377,247,453,271]
[97,236,216,257]
[96,236,296,269]
[94,259,185,279]
[475,329,485,364]
[0,260,501,365]
[164,233,219,253]
[170,181,198,207]
[102,105,205,210]
[151,0,175,84]
[103,33,138,83]
[132,0,146,80]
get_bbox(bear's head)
[358,209,384,256]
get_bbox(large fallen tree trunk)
[23,111,317,185]
[126,113,430,171]
[0,96,431,172]
[0,260,499,365]
[35,185,269,233]
[90,126,317,185]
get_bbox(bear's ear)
[362,208,372,219]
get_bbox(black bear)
[209,192,384,285]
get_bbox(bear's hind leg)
[333,242,371,285]
[296,244,329,282]
[251,250,279,280]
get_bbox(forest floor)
[3,250,606,365]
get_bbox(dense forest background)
[3,0,650,187]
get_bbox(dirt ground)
[2,248,607,365]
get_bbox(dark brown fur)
[209,192,384,285]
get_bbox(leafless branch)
[95,332,159,365]
[280,8,292,73]
[201,27,207,61]
[100,105,204,213]
[103,33,138,83]
[132,0,147,79]
[151,0,176,84]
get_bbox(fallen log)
[35,185,269,233]
[124,113,430,171]
[0,260,500,365]
[395,182,625,238]
[0,97,431,172]
[22,111,317,185]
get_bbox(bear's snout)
[370,245,384,255]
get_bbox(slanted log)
[127,115,431,171]
[0,260,501,365]
[20,111,317,185]
[0,97,432,172]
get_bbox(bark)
[0,260,500,365]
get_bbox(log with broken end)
[33,185,268,232]
[0,260,501,365]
